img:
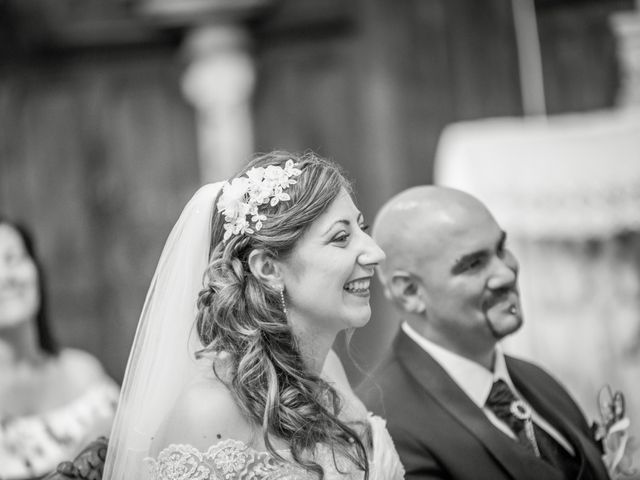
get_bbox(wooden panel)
[0,47,200,382]
[536,0,635,113]
[444,0,523,119]
[0,0,175,52]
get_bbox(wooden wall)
[0,41,200,382]
[537,0,633,113]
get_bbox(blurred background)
[1,0,639,462]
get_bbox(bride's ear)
[247,249,283,287]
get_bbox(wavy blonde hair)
[196,151,369,478]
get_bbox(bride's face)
[277,188,385,336]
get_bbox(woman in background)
[104,151,405,479]
[0,218,119,479]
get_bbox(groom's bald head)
[372,185,493,285]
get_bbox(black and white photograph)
[1,0,639,479]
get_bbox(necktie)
[485,380,581,479]
[485,379,539,455]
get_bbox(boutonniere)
[591,386,635,479]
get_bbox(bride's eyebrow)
[322,220,351,236]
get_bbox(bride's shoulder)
[151,378,252,454]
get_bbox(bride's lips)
[343,276,372,297]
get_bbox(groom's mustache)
[484,287,519,310]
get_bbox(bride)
[103,151,405,479]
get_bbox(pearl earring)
[279,286,287,315]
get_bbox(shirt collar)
[402,321,514,407]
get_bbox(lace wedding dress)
[144,415,403,480]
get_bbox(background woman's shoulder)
[57,348,112,386]
[41,348,118,409]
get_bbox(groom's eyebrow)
[450,231,507,274]
[451,250,486,272]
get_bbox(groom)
[358,186,609,480]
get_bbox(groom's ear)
[388,271,426,314]
[248,249,283,286]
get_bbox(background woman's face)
[0,224,40,329]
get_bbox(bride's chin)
[343,311,372,329]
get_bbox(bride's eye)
[331,232,350,244]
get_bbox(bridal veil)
[103,182,224,479]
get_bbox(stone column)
[133,0,272,182]
[182,24,256,182]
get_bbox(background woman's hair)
[0,216,59,355]
[196,151,369,478]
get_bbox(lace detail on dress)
[145,440,313,480]
[145,415,405,480]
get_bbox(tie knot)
[485,380,544,459]
[485,379,527,432]
[486,379,518,409]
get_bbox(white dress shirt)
[402,322,574,455]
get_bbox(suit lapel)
[394,331,564,480]
[508,358,609,480]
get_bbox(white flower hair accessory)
[217,159,302,242]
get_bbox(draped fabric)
[435,109,640,469]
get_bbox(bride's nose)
[358,234,386,267]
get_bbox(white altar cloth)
[435,109,640,239]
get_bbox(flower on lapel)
[592,385,636,479]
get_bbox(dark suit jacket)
[358,329,609,480]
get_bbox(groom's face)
[417,204,523,355]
